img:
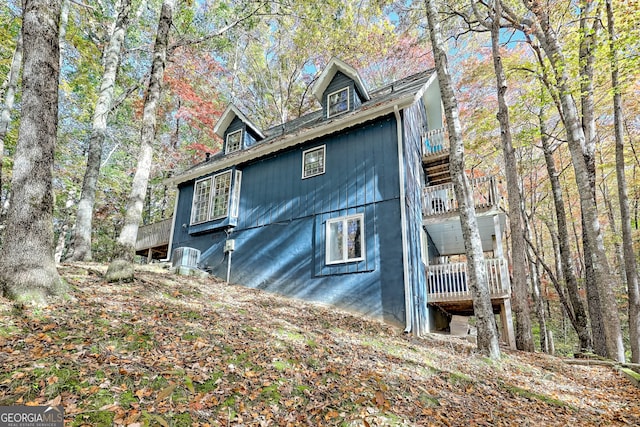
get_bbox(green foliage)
[70,411,114,427]
[500,382,576,410]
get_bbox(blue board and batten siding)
[226,116,259,149]
[171,115,408,325]
[321,71,364,118]
[402,102,430,334]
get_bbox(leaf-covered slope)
[1,263,638,426]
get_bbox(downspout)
[395,105,413,333]
[163,190,180,262]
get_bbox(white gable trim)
[213,104,265,140]
[311,57,370,103]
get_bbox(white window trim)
[302,145,326,179]
[190,170,233,225]
[225,129,243,154]
[230,170,242,218]
[209,170,232,220]
[325,213,365,265]
[190,176,212,225]
[327,87,350,118]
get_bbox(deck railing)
[423,175,499,216]
[135,218,173,251]
[423,127,449,158]
[427,258,510,302]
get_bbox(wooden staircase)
[423,153,450,185]
[422,128,451,185]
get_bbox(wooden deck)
[426,258,510,304]
[135,218,173,260]
[422,175,499,218]
[422,128,449,160]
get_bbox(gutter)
[394,105,413,334]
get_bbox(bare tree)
[0,0,68,303]
[484,0,534,351]
[67,0,133,262]
[606,0,640,363]
[424,0,500,359]
[106,0,176,281]
[0,32,22,206]
[539,113,592,352]
[501,0,625,361]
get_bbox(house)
[150,58,515,346]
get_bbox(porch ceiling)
[424,212,506,256]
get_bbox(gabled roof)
[213,104,265,140]
[311,57,370,102]
[168,68,437,186]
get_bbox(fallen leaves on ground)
[0,262,638,426]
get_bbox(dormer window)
[226,129,243,153]
[327,87,349,118]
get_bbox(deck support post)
[492,215,504,262]
[500,298,517,349]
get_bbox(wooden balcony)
[422,128,451,185]
[422,176,499,218]
[426,258,510,303]
[135,217,173,260]
[422,128,449,159]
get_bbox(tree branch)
[169,2,268,53]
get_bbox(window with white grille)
[225,129,242,153]
[302,145,326,179]
[190,170,233,224]
[327,87,350,118]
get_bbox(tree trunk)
[606,0,640,363]
[424,0,500,359]
[0,0,67,303]
[600,172,626,279]
[489,0,534,352]
[0,32,23,207]
[522,0,625,362]
[530,253,548,353]
[576,0,608,358]
[539,112,593,352]
[106,0,175,282]
[68,0,132,262]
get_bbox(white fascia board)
[213,104,265,139]
[311,58,370,102]
[166,93,417,187]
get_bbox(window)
[230,170,242,218]
[190,171,232,224]
[191,178,212,224]
[302,145,326,179]
[226,129,242,153]
[210,171,232,219]
[326,214,364,264]
[327,87,349,117]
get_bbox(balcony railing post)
[423,128,448,158]
[423,175,499,217]
[426,258,511,302]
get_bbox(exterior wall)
[423,78,443,131]
[321,71,363,118]
[426,231,440,260]
[225,117,258,149]
[171,115,407,325]
[402,101,430,333]
[177,167,239,235]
